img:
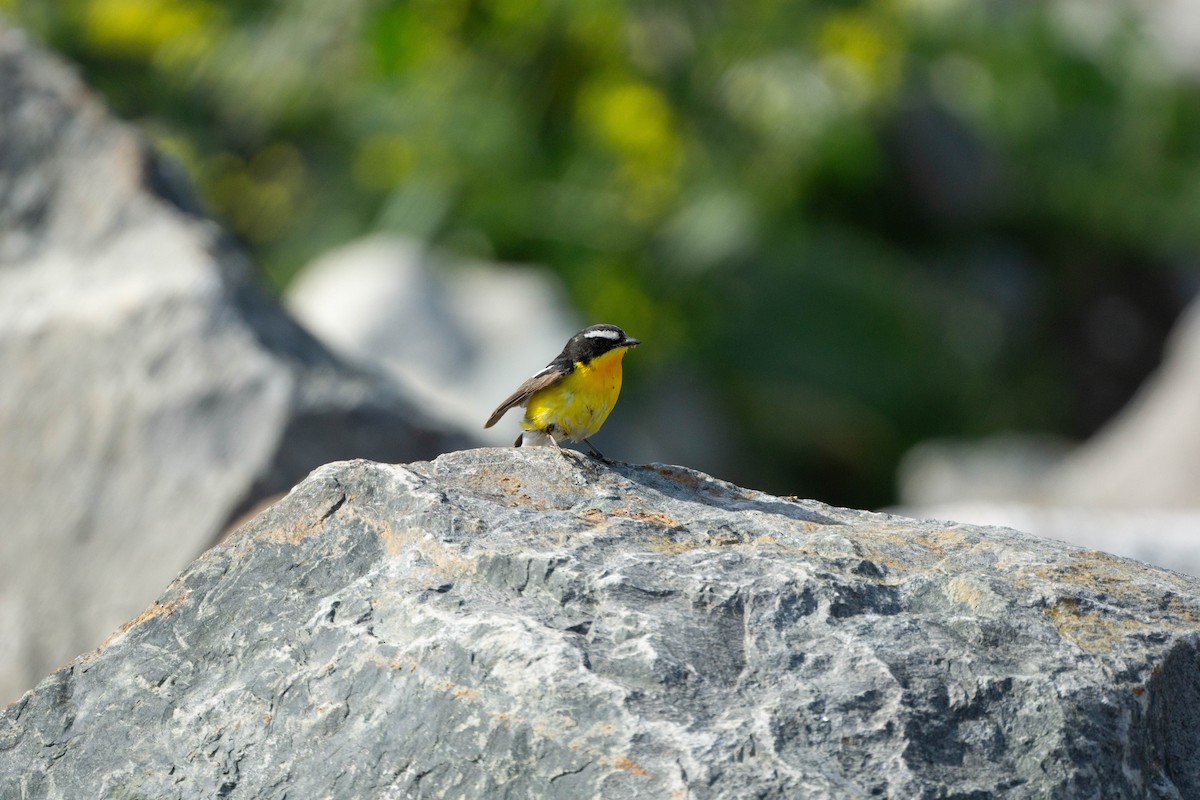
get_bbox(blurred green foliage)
[7,0,1200,505]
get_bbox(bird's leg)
[552,432,579,460]
[582,438,608,461]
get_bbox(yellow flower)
[577,77,683,220]
[818,10,905,105]
[84,0,220,61]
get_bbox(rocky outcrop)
[0,23,468,703]
[3,449,1199,798]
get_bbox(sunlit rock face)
[4,449,1197,799]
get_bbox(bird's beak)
[624,337,641,347]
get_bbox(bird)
[485,324,641,459]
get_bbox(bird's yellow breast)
[523,347,628,441]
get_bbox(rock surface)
[0,23,467,704]
[4,448,1200,799]
[892,501,1200,579]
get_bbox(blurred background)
[7,0,1200,507]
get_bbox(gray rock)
[891,501,1200,579]
[1048,298,1200,508]
[0,23,468,704]
[897,434,1073,507]
[3,448,1199,799]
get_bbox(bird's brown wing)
[484,367,568,428]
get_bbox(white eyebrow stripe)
[583,329,621,339]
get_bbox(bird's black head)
[563,324,641,363]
